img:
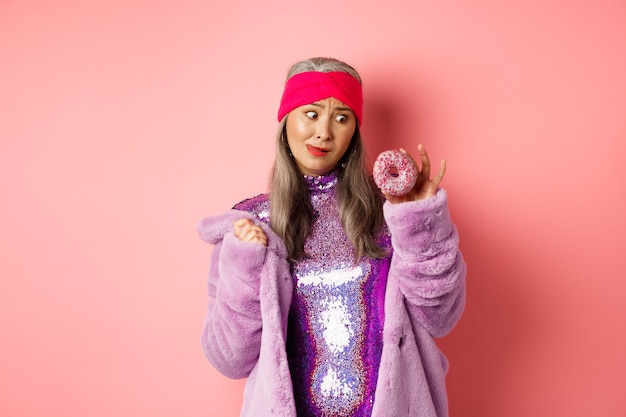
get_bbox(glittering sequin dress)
[235,171,391,417]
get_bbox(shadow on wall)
[442,216,528,417]
[362,64,445,162]
[364,73,528,417]
[362,71,425,160]
[362,92,407,157]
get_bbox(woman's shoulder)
[232,193,270,224]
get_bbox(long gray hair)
[269,57,386,262]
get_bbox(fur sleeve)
[384,189,467,337]
[198,211,267,378]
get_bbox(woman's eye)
[306,111,318,119]
[336,114,347,123]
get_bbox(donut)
[373,150,418,196]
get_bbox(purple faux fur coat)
[197,189,466,417]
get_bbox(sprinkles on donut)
[373,149,418,196]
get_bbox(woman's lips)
[307,145,329,157]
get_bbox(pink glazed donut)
[373,150,418,196]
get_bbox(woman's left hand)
[384,144,446,204]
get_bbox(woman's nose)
[316,118,332,140]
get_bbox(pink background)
[1,1,625,416]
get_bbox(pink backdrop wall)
[1,1,625,416]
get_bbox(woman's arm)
[385,189,466,337]
[201,230,267,378]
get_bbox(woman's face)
[286,97,357,177]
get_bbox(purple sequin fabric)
[234,171,390,417]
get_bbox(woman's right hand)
[233,218,268,247]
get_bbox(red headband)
[277,71,363,125]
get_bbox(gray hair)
[286,56,362,84]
